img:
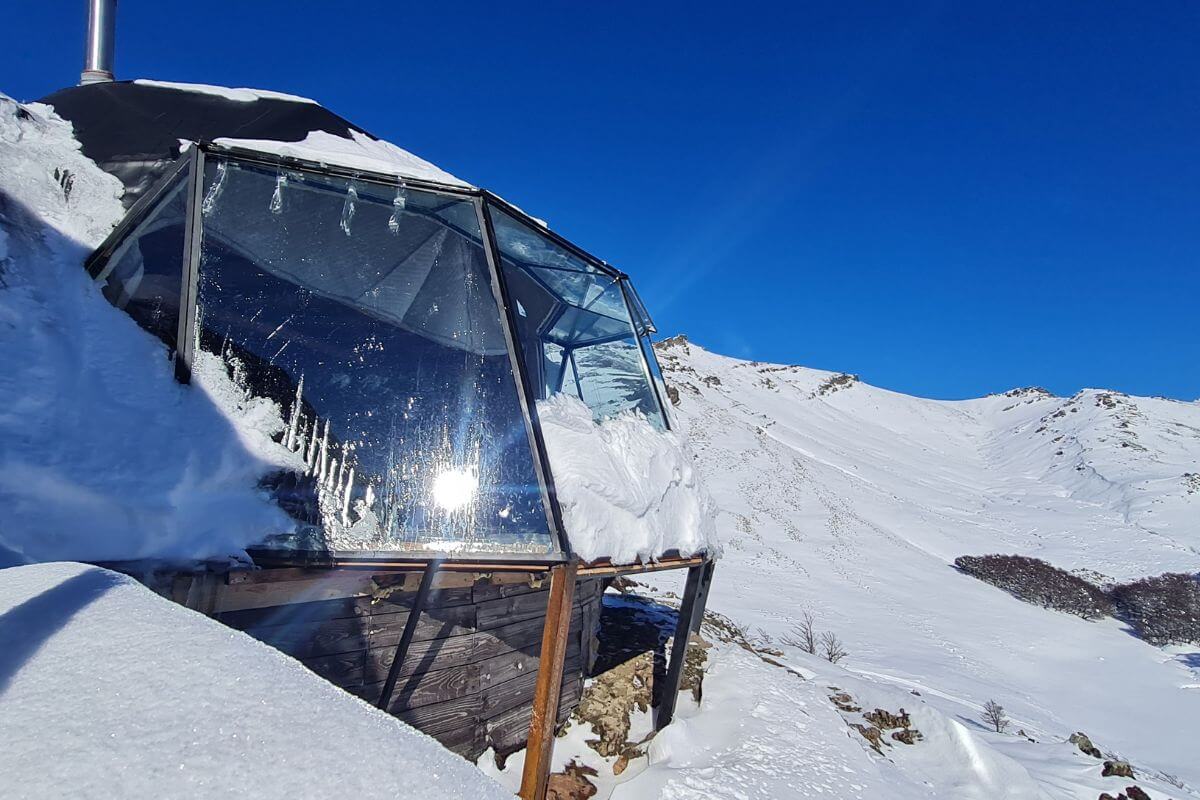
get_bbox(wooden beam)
[575,554,708,578]
[518,561,578,800]
[377,559,441,710]
[655,559,713,730]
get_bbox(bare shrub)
[981,699,1009,733]
[780,611,819,654]
[954,554,1112,619]
[819,631,849,664]
[1110,572,1200,646]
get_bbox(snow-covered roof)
[39,79,470,210]
[0,562,512,799]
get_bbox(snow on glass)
[193,159,551,555]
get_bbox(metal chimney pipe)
[80,0,117,84]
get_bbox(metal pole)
[656,560,711,730]
[376,559,441,711]
[81,0,117,84]
[689,560,715,636]
[519,561,578,800]
[173,147,205,384]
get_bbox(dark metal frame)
[83,141,680,565]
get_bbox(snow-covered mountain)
[5,87,1198,799]
[626,335,1199,798]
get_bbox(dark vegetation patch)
[954,555,1113,619]
[1109,573,1200,646]
[956,555,1200,646]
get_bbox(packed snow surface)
[215,128,470,188]
[132,79,318,105]
[0,562,512,799]
[0,94,292,564]
[537,393,718,564]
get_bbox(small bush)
[1110,573,1200,646]
[981,699,1009,733]
[780,611,818,655]
[954,554,1113,619]
[819,631,849,664]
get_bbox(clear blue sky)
[5,2,1198,400]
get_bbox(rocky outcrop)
[1070,731,1103,759]
[546,761,598,800]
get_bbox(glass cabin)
[85,131,672,563]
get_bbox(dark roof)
[39,81,372,209]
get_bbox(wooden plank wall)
[167,568,603,761]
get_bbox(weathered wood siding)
[165,568,602,760]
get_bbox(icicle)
[340,183,358,236]
[318,419,331,481]
[269,172,288,215]
[306,420,320,472]
[387,184,407,234]
[201,161,228,216]
[284,375,304,451]
[327,458,339,490]
[342,467,355,524]
[335,458,346,493]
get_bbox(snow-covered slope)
[0,562,511,799]
[640,336,1199,796]
[0,93,294,564]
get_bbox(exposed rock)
[546,760,598,800]
[1070,731,1103,759]
[574,596,709,759]
[575,650,655,757]
[665,384,681,407]
[891,728,923,745]
[864,708,912,731]
[1124,786,1151,800]
[829,692,862,713]
[816,373,860,396]
[853,723,885,753]
[654,334,689,354]
[1102,760,1135,779]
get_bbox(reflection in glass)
[195,159,552,555]
[489,206,667,429]
[94,175,189,349]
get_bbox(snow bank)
[0,562,512,799]
[215,128,470,188]
[537,394,718,564]
[0,94,293,564]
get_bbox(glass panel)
[490,205,667,429]
[94,176,189,349]
[194,159,552,555]
[640,333,673,429]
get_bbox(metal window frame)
[82,140,679,566]
[475,196,573,557]
[621,280,673,431]
[173,146,206,383]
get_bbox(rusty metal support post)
[519,561,578,800]
[656,559,713,730]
